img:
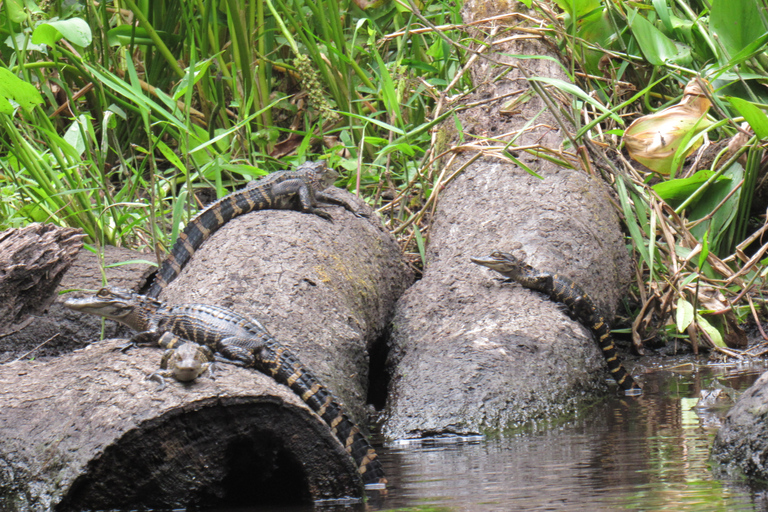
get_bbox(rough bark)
[0,245,154,364]
[0,339,362,511]
[157,188,414,426]
[382,13,633,438]
[711,369,768,480]
[0,224,84,336]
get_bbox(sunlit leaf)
[652,170,718,206]
[689,163,743,250]
[697,315,726,348]
[727,96,768,139]
[627,8,692,66]
[0,68,44,114]
[32,18,92,47]
[5,0,26,23]
[676,298,694,333]
[699,230,709,269]
[710,0,768,62]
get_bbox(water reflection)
[363,358,768,512]
[208,359,768,512]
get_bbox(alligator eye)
[96,288,109,297]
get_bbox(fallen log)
[0,223,84,336]
[0,339,362,511]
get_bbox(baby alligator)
[148,333,215,388]
[64,287,387,486]
[470,251,642,396]
[147,161,357,298]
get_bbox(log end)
[60,396,363,510]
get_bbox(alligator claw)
[114,341,137,353]
[145,372,167,391]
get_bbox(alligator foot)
[114,341,137,353]
[145,372,168,391]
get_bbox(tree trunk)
[0,339,362,511]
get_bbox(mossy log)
[0,339,362,511]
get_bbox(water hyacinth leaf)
[627,8,691,66]
[727,96,768,139]
[32,18,92,47]
[710,0,767,62]
[676,297,694,333]
[0,68,44,114]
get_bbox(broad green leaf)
[727,96,768,139]
[676,298,694,333]
[63,115,87,156]
[6,0,26,23]
[724,32,768,70]
[710,0,767,61]
[5,32,48,53]
[0,68,44,114]
[652,170,717,206]
[697,315,726,348]
[652,0,673,32]
[32,18,92,47]
[627,8,691,66]
[551,0,601,19]
[689,163,743,250]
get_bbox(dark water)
[213,357,768,512]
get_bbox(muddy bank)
[382,11,633,439]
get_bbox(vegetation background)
[1,0,767,354]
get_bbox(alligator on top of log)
[64,287,387,487]
[471,250,642,396]
[146,160,360,298]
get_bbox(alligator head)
[64,286,161,331]
[470,251,525,276]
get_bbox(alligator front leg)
[211,336,267,368]
[315,190,368,218]
[114,330,163,352]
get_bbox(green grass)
[1,0,767,353]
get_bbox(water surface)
[214,357,768,512]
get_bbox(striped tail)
[551,278,642,396]
[592,318,643,396]
[258,338,387,486]
[146,186,272,298]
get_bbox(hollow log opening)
[366,329,393,411]
[58,399,352,510]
